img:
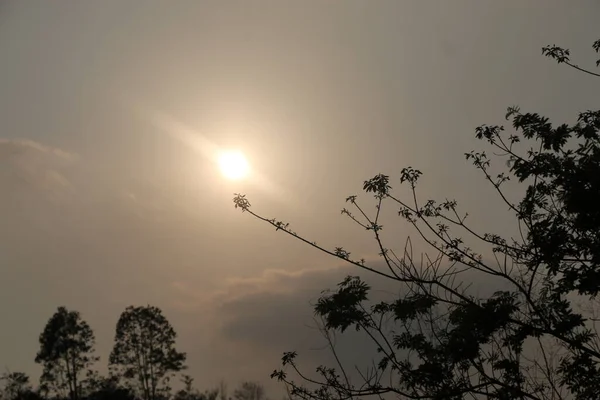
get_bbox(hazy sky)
[1,1,598,396]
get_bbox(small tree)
[109,305,187,400]
[233,382,266,400]
[173,375,197,400]
[35,307,97,400]
[173,375,219,400]
[218,380,228,400]
[234,38,600,400]
[0,372,42,400]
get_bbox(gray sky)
[0,0,598,396]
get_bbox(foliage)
[217,381,229,400]
[35,307,98,400]
[109,305,187,400]
[85,375,136,400]
[233,382,266,400]
[0,372,42,400]
[234,38,600,400]
[173,375,219,400]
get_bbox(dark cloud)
[3,1,596,395]
[209,257,518,393]
[203,265,381,392]
[216,260,510,345]
[212,265,398,385]
[218,267,351,350]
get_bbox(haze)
[0,1,598,396]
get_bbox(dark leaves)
[233,193,251,211]
[334,247,351,260]
[400,167,422,187]
[542,44,571,64]
[363,174,391,197]
[315,276,370,332]
[258,37,600,400]
[473,103,600,296]
[392,295,437,322]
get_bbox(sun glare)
[218,150,249,180]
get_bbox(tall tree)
[109,305,187,400]
[35,306,97,400]
[234,38,600,400]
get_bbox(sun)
[218,150,249,180]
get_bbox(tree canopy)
[109,305,187,400]
[233,382,266,400]
[3,304,239,400]
[35,307,98,400]
[234,38,600,400]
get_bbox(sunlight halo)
[218,150,249,180]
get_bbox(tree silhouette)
[217,380,228,400]
[85,375,136,400]
[233,382,266,400]
[35,307,97,400]
[173,375,219,400]
[234,38,600,400]
[109,305,186,400]
[0,372,43,400]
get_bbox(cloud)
[0,138,77,196]
[201,264,404,388]
[0,139,516,397]
[162,265,378,393]
[217,266,351,349]
[202,257,518,393]
[0,138,77,161]
[0,138,177,220]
